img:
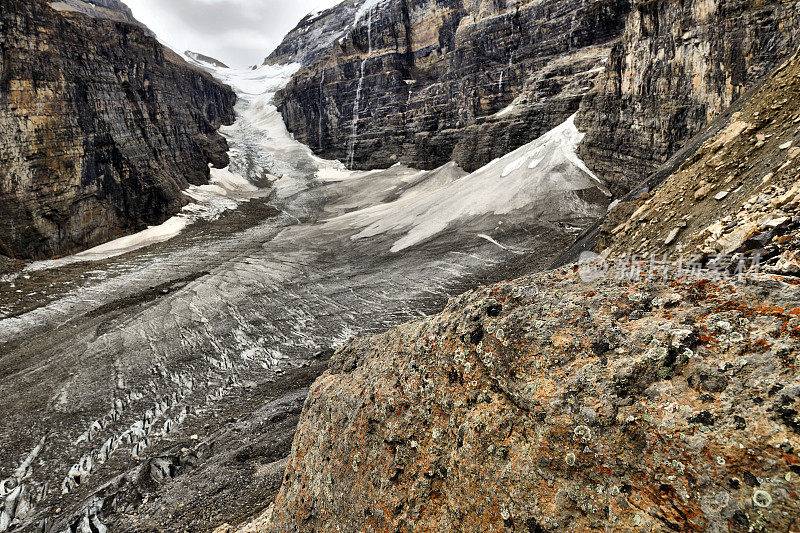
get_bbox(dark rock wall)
[576,0,800,194]
[274,0,632,172]
[0,0,236,259]
[275,0,800,192]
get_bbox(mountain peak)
[49,0,155,35]
[185,51,230,69]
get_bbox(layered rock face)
[576,0,800,193]
[0,0,236,259]
[274,0,631,171]
[274,0,800,191]
[266,265,800,531]
[597,50,800,270]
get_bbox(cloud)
[123,0,342,67]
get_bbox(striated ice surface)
[337,115,610,252]
[0,61,610,531]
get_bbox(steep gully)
[0,47,606,530]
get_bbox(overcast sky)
[124,0,341,68]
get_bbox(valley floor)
[0,64,602,532]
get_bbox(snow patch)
[210,63,302,96]
[27,62,314,271]
[27,165,269,270]
[477,234,519,253]
[527,157,544,169]
[331,114,609,252]
[502,157,526,177]
[495,104,515,117]
[355,0,388,22]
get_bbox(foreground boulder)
[267,265,800,531]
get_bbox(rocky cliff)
[576,0,800,193]
[273,0,800,191]
[49,0,152,31]
[597,50,800,274]
[234,41,800,533]
[0,0,236,260]
[262,264,800,532]
[274,0,631,171]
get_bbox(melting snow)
[496,104,516,117]
[209,63,301,97]
[26,166,269,270]
[477,234,519,253]
[502,157,526,177]
[354,0,389,22]
[333,114,610,253]
[26,64,304,271]
[22,49,608,273]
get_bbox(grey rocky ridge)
[186,51,231,70]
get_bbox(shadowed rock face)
[0,0,236,260]
[576,0,800,194]
[274,0,800,191]
[273,0,631,172]
[267,266,800,532]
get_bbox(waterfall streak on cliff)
[318,69,326,146]
[346,7,373,169]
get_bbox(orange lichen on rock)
[263,267,800,532]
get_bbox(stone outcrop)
[597,50,800,273]
[274,0,631,171]
[186,51,230,69]
[576,0,800,193]
[264,263,800,531]
[49,0,152,31]
[0,0,236,259]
